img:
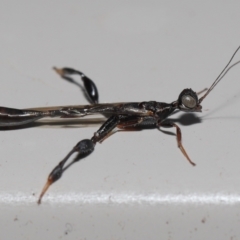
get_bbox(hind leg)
[38,115,142,204]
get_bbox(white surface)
[1,0,240,239]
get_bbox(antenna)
[199,46,240,103]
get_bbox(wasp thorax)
[181,95,197,108]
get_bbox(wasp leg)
[98,117,144,143]
[38,115,145,204]
[37,139,94,204]
[53,67,99,104]
[157,120,196,166]
[38,115,122,204]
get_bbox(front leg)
[157,120,196,166]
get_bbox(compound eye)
[181,95,197,108]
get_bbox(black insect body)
[0,47,239,204]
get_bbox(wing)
[0,102,152,127]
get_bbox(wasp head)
[177,89,202,112]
